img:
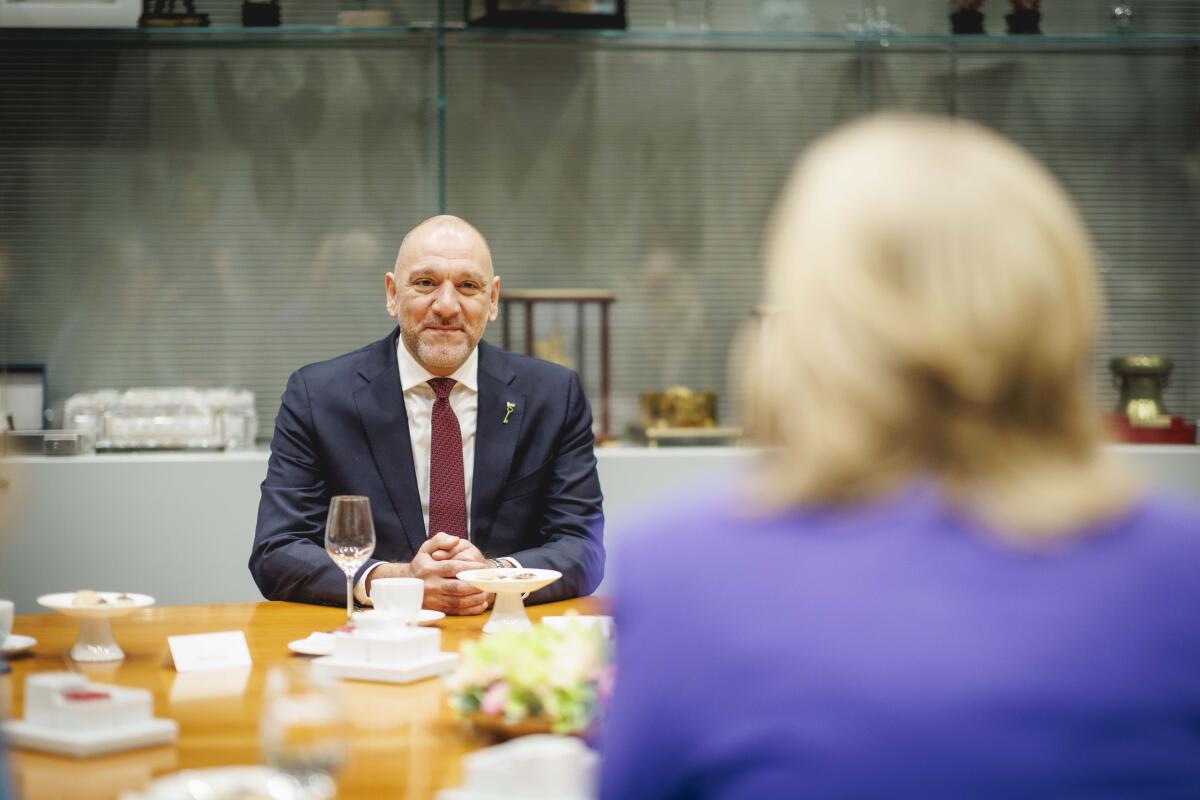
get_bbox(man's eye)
[413,278,435,288]
[460,283,480,292]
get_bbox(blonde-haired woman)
[600,115,1200,799]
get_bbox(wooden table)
[3,597,606,800]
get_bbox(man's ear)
[385,272,399,318]
[488,275,501,322]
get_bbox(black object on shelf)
[139,0,210,27]
[949,9,985,34]
[1006,9,1041,34]
[465,0,626,30]
[242,0,281,26]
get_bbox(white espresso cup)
[369,577,423,621]
[0,599,13,644]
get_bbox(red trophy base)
[1108,414,1196,445]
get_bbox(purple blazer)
[600,480,1200,799]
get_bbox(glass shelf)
[443,28,1200,53]
[0,24,427,43]
[2,25,1198,52]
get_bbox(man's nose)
[430,280,458,316]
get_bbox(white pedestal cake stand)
[455,568,562,634]
[37,592,155,662]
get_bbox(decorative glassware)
[1110,3,1134,32]
[844,3,903,36]
[667,0,711,31]
[324,495,376,622]
[260,662,349,800]
[752,0,811,32]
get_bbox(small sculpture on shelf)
[949,0,986,34]
[1006,0,1040,34]
[1110,3,1134,32]
[1107,355,1196,444]
[138,0,209,27]
[242,0,281,26]
[635,386,741,447]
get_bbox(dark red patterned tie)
[427,377,468,539]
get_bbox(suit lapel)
[353,330,428,557]
[471,341,524,553]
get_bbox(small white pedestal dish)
[455,568,562,634]
[37,592,155,662]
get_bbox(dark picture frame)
[465,0,626,30]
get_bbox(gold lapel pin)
[503,402,516,424]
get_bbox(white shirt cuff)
[354,562,385,606]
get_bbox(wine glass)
[325,495,376,622]
[260,662,349,799]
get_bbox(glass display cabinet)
[2,0,1198,442]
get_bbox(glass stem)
[345,572,354,621]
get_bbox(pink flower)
[596,665,616,706]
[481,681,510,716]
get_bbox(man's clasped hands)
[366,532,494,616]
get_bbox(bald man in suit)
[251,216,604,613]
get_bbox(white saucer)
[288,610,448,656]
[1,634,37,656]
[359,608,446,625]
[411,608,447,625]
[287,632,335,656]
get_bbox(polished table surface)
[3,597,606,799]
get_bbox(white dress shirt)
[354,340,513,604]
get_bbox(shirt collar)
[396,333,479,394]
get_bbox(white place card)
[166,631,252,673]
[169,667,252,704]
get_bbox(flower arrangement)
[445,614,613,736]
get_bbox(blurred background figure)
[600,114,1200,800]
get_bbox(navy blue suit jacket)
[250,331,605,606]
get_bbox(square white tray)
[3,717,178,757]
[311,651,459,684]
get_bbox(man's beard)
[401,324,472,372]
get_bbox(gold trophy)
[638,387,740,447]
[1108,355,1195,444]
